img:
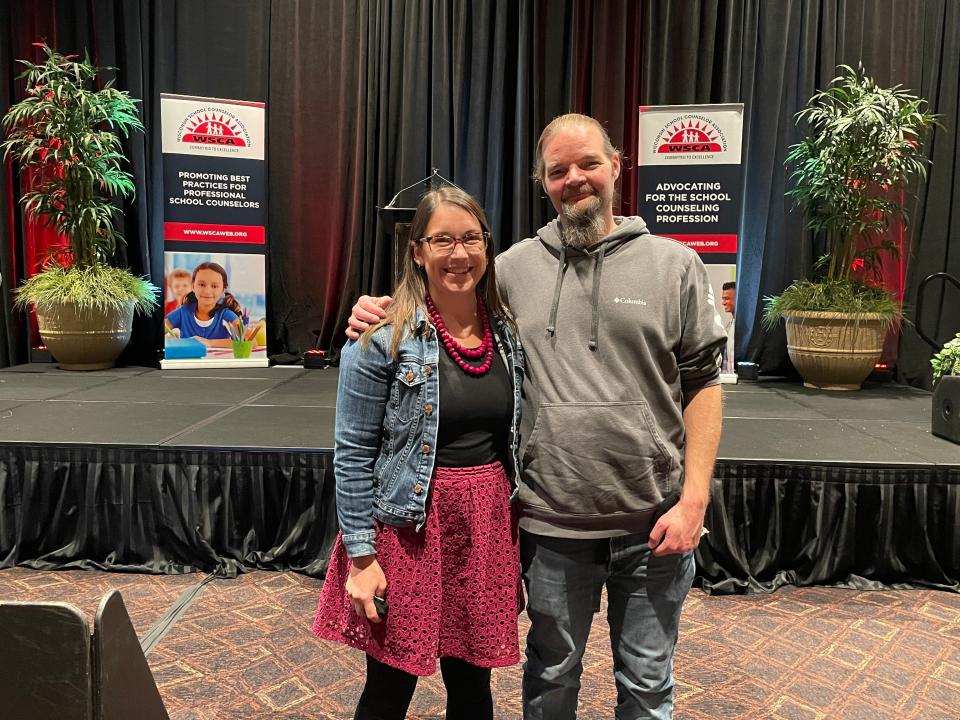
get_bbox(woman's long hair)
[183,261,243,315]
[363,187,513,358]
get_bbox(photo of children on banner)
[164,268,192,316]
[163,255,266,360]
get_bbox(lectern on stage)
[376,168,464,290]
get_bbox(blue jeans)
[520,530,695,720]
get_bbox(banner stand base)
[161,358,269,369]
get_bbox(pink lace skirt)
[312,461,523,676]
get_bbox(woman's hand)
[345,555,387,623]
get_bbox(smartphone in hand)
[373,594,388,620]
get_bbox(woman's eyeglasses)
[416,231,489,255]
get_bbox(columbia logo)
[614,297,647,306]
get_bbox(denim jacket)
[334,307,524,557]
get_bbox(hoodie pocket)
[521,401,674,516]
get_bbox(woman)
[313,187,523,720]
[165,261,242,348]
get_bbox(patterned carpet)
[1,568,958,719]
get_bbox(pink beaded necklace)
[426,294,494,377]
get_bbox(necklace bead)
[426,295,494,376]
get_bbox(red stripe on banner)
[663,234,738,253]
[164,222,265,244]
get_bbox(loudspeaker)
[932,375,960,445]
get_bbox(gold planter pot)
[35,301,135,371]
[783,310,889,391]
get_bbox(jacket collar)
[411,306,430,334]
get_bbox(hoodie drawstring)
[546,242,605,351]
[546,245,567,336]
[589,243,607,351]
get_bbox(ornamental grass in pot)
[763,64,938,390]
[1,43,157,370]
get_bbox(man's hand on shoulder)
[346,295,393,340]
[648,497,706,556]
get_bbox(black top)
[435,337,512,467]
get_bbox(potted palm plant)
[1,43,157,370]
[763,64,938,390]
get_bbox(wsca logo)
[654,115,726,155]
[177,108,250,147]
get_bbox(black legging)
[354,654,493,720]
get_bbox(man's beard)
[560,193,606,249]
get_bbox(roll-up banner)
[637,104,743,380]
[160,94,268,368]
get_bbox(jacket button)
[422,443,430,454]
[414,483,423,494]
[424,404,433,415]
[405,371,415,382]
[424,365,432,376]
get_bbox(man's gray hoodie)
[496,216,726,538]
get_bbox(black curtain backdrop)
[0,1,957,384]
[0,0,23,368]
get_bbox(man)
[721,281,736,374]
[349,114,724,719]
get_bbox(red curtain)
[853,188,908,367]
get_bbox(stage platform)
[0,362,954,464]
[0,363,338,450]
[0,364,957,591]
